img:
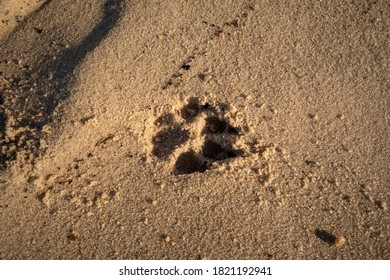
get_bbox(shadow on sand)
[0,0,125,168]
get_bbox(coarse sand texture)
[0,0,389,259]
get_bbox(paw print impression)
[151,97,243,175]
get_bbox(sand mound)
[0,0,389,259]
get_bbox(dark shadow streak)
[25,0,125,129]
[54,0,124,84]
[315,229,336,245]
[0,0,125,169]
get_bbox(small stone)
[151,200,158,206]
[269,107,277,114]
[334,236,346,248]
[301,177,309,188]
[42,125,52,134]
[198,73,212,82]
[337,114,345,120]
[378,201,387,211]
[67,232,78,241]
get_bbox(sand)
[0,0,389,259]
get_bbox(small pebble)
[334,236,346,248]
[337,114,345,120]
[378,201,387,210]
[199,73,212,82]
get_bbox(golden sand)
[0,0,389,259]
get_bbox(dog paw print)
[151,97,242,175]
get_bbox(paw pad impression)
[151,97,243,175]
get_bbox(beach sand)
[0,0,389,259]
